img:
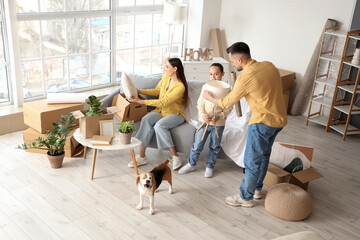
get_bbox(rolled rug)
[47,93,87,104]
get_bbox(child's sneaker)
[178,163,195,174]
[128,155,147,168]
[204,167,213,178]
[254,190,262,200]
[225,194,255,207]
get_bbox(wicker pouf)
[265,183,312,221]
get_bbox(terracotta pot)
[119,132,133,144]
[47,152,65,168]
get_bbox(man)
[203,42,287,207]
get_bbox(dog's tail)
[163,159,170,165]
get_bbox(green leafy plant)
[18,113,76,156]
[117,120,135,134]
[86,95,103,116]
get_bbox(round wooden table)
[73,128,141,179]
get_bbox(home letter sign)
[183,48,213,61]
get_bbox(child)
[179,63,232,177]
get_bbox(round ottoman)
[265,183,312,221]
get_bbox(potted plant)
[18,113,76,168]
[117,120,135,144]
[86,95,103,116]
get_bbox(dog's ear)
[136,174,140,185]
[150,173,156,195]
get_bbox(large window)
[15,0,186,100]
[0,1,10,103]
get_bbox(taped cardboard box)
[112,93,147,122]
[72,108,119,139]
[279,69,296,111]
[23,99,83,133]
[263,143,323,190]
[23,127,80,157]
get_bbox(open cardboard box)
[263,142,323,190]
[72,107,120,139]
[23,127,81,157]
[23,99,83,133]
[112,93,147,122]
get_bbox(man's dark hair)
[210,63,224,73]
[226,42,251,59]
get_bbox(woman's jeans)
[135,111,185,150]
[188,122,225,169]
[240,123,282,201]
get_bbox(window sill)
[0,85,119,117]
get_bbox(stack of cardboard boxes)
[22,94,147,157]
[23,99,84,157]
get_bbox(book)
[91,135,113,146]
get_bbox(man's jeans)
[240,123,282,200]
[188,122,225,169]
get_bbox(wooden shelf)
[338,84,360,94]
[333,105,360,115]
[324,29,347,37]
[308,115,329,127]
[312,96,333,107]
[319,54,342,63]
[330,124,360,135]
[315,77,337,87]
[343,59,360,68]
[349,34,360,41]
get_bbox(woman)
[128,58,188,170]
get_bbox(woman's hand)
[128,96,145,105]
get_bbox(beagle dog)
[136,159,173,215]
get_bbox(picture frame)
[99,119,115,137]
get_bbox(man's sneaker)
[225,194,255,207]
[254,190,262,200]
[178,163,196,174]
[171,155,182,170]
[204,168,213,178]
[128,155,147,168]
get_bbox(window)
[15,0,186,100]
[0,1,10,104]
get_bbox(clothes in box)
[23,99,83,133]
[263,143,323,190]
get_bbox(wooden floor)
[0,115,359,240]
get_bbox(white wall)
[186,0,222,48]
[218,0,356,112]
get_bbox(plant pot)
[47,152,65,168]
[119,132,133,144]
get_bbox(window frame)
[14,0,186,103]
[0,0,11,106]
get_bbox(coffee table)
[73,128,141,179]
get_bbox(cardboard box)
[263,143,323,190]
[72,109,115,139]
[23,127,80,157]
[23,99,83,133]
[112,93,147,122]
[279,69,296,111]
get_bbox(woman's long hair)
[168,57,188,107]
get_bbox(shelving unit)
[326,30,360,140]
[306,27,347,127]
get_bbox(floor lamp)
[162,1,187,58]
